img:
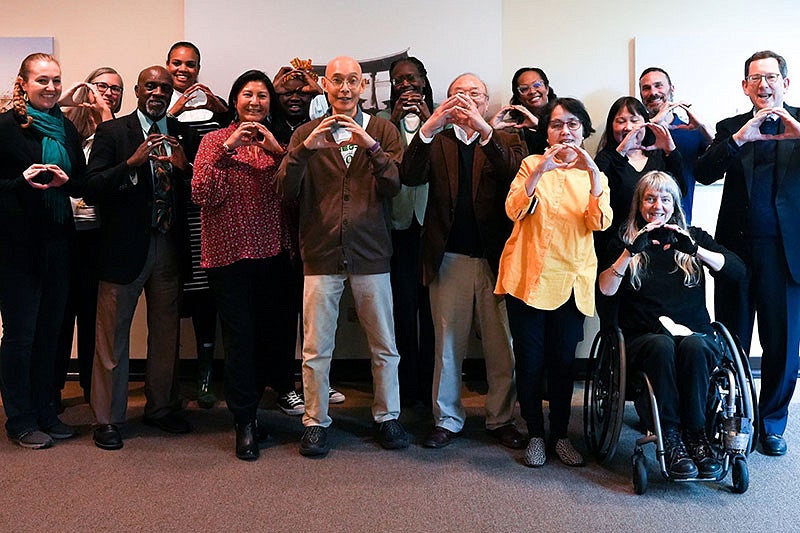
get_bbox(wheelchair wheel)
[710,322,759,455]
[584,328,626,464]
[632,451,647,495]
[732,455,749,494]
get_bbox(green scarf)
[27,104,72,224]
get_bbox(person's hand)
[562,144,603,196]
[302,116,347,150]
[22,163,68,189]
[663,223,698,255]
[169,83,228,116]
[58,82,91,107]
[643,123,676,153]
[333,114,377,149]
[272,66,295,92]
[389,91,430,124]
[224,122,261,150]
[154,136,190,171]
[625,222,667,255]
[732,108,785,146]
[127,133,167,167]
[616,124,646,155]
[251,122,285,154]
[766,107,800,141]
[419,94,462,137]
[448,93,492,138]
[532,144,572,174]
[649,101,676,127]
[490,105,537,130]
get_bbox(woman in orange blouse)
[496,97,612,468]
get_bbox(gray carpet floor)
[1,380,798,532]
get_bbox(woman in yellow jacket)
[496,97,612,468]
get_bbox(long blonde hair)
[12,53,60,128]
[62,67,123,142]
[622,171,700,289]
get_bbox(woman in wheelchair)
[598,171,746,479]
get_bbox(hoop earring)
[23,92,29,102]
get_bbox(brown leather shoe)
[487,424,527,449]
[423,426,459,448]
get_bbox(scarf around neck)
[27,104,72,223]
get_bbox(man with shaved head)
[277,56,407,457]
[85,66,193,450]
[402,73,526,450]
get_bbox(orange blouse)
[495,154,612,316]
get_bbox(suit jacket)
[0,109,85,267]
[401,128,525,286]
[84,111,190,284]
[696,105,800,283]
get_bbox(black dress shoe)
[235,421,259,461]
[487,424,527,449]
[93,424,123,450]
[761,433,787,456]
[423,426,459,449]
[142,412,191,434]
[663,427,698,479]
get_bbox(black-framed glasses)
[548,119,582,131]
[517,81,545,95]
[93,81,123,95]
[745,73,781,85]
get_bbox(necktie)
[148,122,173,233]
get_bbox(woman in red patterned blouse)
[192,69,294,461]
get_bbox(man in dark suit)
[697,50,800,456]
[401,73,526,450]
[85,66,192,450]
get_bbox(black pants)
[0,239,69,437]
[207,254,294,424]
[506,294,584,439]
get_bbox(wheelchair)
[583,322,758,494]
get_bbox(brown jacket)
[276,114,402,275]
[401,128,525,286]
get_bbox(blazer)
[0,109,85,266]
[84,111,190,284]
[695,105,800,283]
[401,128,525,286]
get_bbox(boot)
[684,427,723,479]
[663,426,698,479]
[196,343,217,409]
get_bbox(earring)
[23,92,29,102]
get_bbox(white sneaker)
[524,437,546,467]
[328,387,345,404]
[277,391,305,416]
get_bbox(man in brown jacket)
[402,73,526,450]
[276,56,407,458]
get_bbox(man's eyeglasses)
[391,74,418,86]
[745,73,782,85]
[326,76,362,90]
[454,89,486,100]
[548,119,582,131]
[516,81,545,95]
[93,81,123,95]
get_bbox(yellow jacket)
[495,155,612,316]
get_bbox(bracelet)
[222,142,236,155]
[367,140,381,155]
[611,267,625,279]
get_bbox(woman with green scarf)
[0,53,86,449]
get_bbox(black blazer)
[84,111,190,284]
[0,110,85,266]
[696,105,800,283]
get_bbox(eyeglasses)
[745,73,782,85]
[548,119,582,131]
[93,81,123,95]
[326,76,362,90]
[516,81,546,95]
[391,74,418,86]
[275,88,312,98]
[453,89,486,100]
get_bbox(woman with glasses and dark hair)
[598,171,745,479]
[377,57,436,408]
[0,53,86,449]
[593,96,685,326]
[54,67,124,410]
[192,70,293,461]
[491,67,556,155]
[496,97,612,468]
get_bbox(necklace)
[401,114,421,135]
